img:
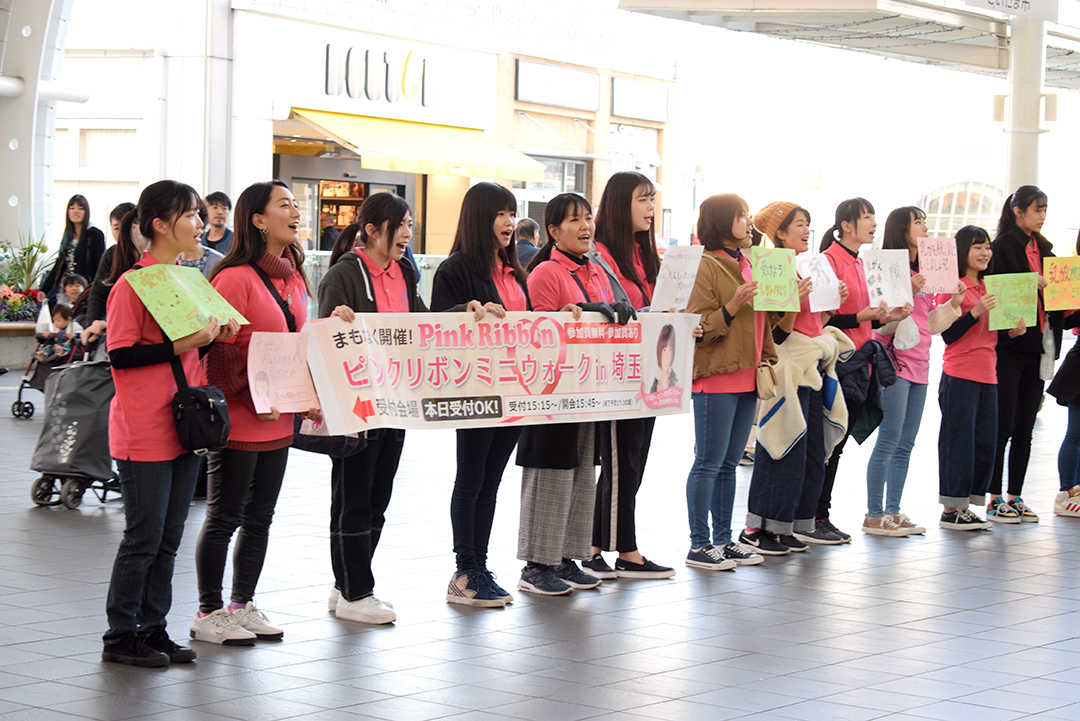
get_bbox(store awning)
[292,108,546,182]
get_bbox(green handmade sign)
[984,272,1038,332]
[126,264,248,340]
[750,247,799,312]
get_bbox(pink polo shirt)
[358,251,409,313]
[825,242,872,351]
[107,252,208,462]
[873,269,932,385]
[527,249,615,312]
[492,262,528,312]
[936,276,997,384]
[1025,237,1046,331]
[593,242,654,310]
[211,265,308,443]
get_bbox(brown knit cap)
[753,201,799,243]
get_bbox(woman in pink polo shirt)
[103,180,239,667]
[191,181,320,646]
[431,182,530,608]
[585,171,674,581]
[932,225,1026,529]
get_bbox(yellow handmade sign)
[1043,257,1080,311]
[126,265,248,340]
[750,247,799,312]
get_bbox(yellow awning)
[292,108,546,182]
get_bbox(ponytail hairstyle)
[996,185,1048,239]
[819,197,875,252]
[107,180,199,284]
[450,182,525,285]
[696,193,749,252]
[955,225,991,279]
[329,222,361,267]
[593,171,660,295]
[64,194,91,240]
[209,180,309,292]
[527,192,592,272]
[357,192,413,263]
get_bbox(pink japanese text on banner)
[304,311,700,434]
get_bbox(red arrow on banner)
[353,398,375,423]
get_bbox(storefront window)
[513,157,585,193]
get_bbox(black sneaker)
[719,541,763,566]
[613,556,675,579]
[738,529,790,556]
[102,635,170,667]
[792,520,845,545]
[778,535,809,552]
[819,518,852,543]
[581,553,617,580]
[940,508,993,531]
[554,559,602,589]
[140,629,196,663]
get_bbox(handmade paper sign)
[750,247,799,312]
[985,272,1038,332]
[650,245,704,311]
[795,252,842,312]
[1043,257,1080,311]
[126,265,247,340]
[863,249,913,308]
[917,237,958,295]
[247,332,320,414]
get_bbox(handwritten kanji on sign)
[1043,257,1080,311]
[750,247,799,312]
[917,237,958,295]
[863,249,913,308]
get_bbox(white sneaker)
[232,602,283,640]
[335,595,396,625]
[328,585,340,611]
[190,608,257,646]
[1054,489,1080,517]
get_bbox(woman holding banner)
[190,181,317,646]
[515,192,637,595]
[431,182,530,608]
[102,180,239,667]
[582,171,674,581]
[862,207,930,537]
[985,186,1060,522]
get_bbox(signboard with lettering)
[651,245,704,311]
[864,249,913,308]
[985,272,1039,331]
[750,247,800,312]
[917,237,959,295]
[963,0,1058,23]
[1043,257,1080,311]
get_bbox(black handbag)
[168,353,230,455]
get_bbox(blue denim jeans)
[104,453,201,642]
[686,391,757,548]
[937,373,997,508]
[1058,402,1080,492]
[747,387,826,536]
[866,378,927,516]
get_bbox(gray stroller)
[30,360,121,509]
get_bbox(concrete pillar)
[1005,17,1046,192]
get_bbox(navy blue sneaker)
[481,569,513,603]
[446,571,506,607]
[555,559,602,589]
[517,564,572,596]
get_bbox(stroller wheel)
[11,401,21,418]
[21,401,34,418]
[60,479,85,509]
[31,476,60,506]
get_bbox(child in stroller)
[35,304,82,363]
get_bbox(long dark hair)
[820,197,875,252]
[883,206,925,270]
[997,185,1048,239]
[329,222,361,267]
[594,171,660,295]
[527,193,592,272]
[450,182,525,284]
[355,192,412,263]
[64,194,90,240]
[955,225,991,279]
[696,194,748,252]
[108,180,199,284]
[209,180,309,291]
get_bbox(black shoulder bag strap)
[250,263,297,332]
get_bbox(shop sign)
[611,77,668,123]
[963,0,1058,23]
[515,60,599,112]
[325,44,437,107]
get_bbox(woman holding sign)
[102,180,239,667]
[863,207,931,537]
[515,192,638,595]
[431,182,529,608]
[985,186,1059,522]
[684,193,776,570]
[583,171,675,581]
[189,181,317,646]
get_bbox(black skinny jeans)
[330,430,404,601]
[195,445,289,614]
[816,399,864,521]
[450,426,521,572]
[593,417,655,553]
[991,348,1044,497]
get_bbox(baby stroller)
[30,359,121,509]
[11,329,85,419]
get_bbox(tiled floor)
[1,358,1079,720]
